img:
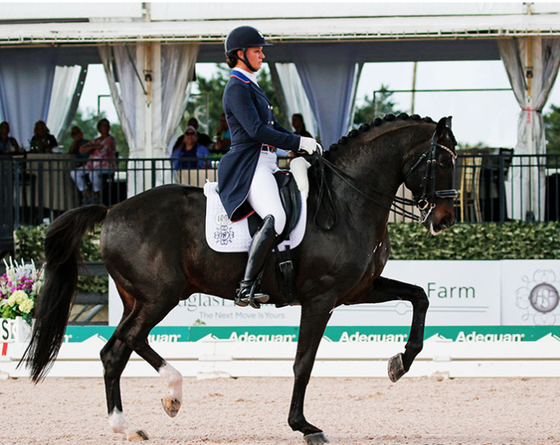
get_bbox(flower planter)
[0,316,32,343]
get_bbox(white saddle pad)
[204,182,307,253]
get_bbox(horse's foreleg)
[356,276,429,382]
[288,299,333,444]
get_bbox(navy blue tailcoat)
[217,70,301,222]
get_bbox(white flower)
[19,298,34,314]
[8,290,28,306]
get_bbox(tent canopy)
[1,2,559,219]
[1,2,559,45]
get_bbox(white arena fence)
[2,259,560,379]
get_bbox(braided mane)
[326,113,435,158]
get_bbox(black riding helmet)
[224,26,272,72]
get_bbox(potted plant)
[0,258,44,340]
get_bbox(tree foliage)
[179,64,288,140]
[353,85,402,127]
[544,104,560,156]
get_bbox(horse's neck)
[327,123,431,225]
[333,138,405,204]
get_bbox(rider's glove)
[298,137,321,155]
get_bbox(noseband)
[311,130,458,229]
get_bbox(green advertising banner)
[63,325,560,344]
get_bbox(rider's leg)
[236,215,277,307]
[236,153,286,307]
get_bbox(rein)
[309,137,458,230]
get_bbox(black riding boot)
[236,215,277,308]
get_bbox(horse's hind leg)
[101,336,150,441]
[101,286,182,441]
[113,299,184,416]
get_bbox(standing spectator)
[70,118,116,204]
[0,121,20,154]
[171,125,210,170]
[67,126,89,166]
[30,120,58,153]
[214,113,231,155]
[292,113,313,138]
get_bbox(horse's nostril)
[441,215,455,229]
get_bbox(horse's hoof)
[161,396,181,418]
[304,432,330,444]
[388,352,406,383]
[126,429,149,441]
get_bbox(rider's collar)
[231,68,259,86]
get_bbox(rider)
[218,25,320,308]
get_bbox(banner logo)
[517,269,560,325]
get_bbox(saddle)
[204,169,306,307]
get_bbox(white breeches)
[70,167,106,193]
[247,150,286,235]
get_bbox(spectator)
[70,118,116,204]
[292,113,313,138]
[30,120,58,153]
[67,126,89,166]
[171,125,210,170]
[0,121,20,154]
[214,113,231,155]
[172,117,213,152]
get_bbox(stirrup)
[234,296,249,307]
[236,280,269,308]
[248,292,269,309]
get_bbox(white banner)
[109,260,503,327]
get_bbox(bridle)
[403,131,458,223]
[310,130,458,229]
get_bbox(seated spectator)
[0,121,20,154]
[214,113,231,155]
[30,120,58,153]
[292,113,313,138]
[70,118,116,204]
[172,117,213,152]
[171,125,210,170]
[67,126,89,166]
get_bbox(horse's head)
[404,116,457,235]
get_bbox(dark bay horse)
[23,114,457,444]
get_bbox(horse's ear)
[435,117,447,138]
[445,116,453,130]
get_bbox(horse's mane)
[326,113,436,159]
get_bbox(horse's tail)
[20,205,109,382]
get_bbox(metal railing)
[1,152,560,238]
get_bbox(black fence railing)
[1,151,560,251]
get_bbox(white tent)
[1,2,559,218]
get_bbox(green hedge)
[389,221,560,260]
[15,224,107,294]
[12,221,560,293]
